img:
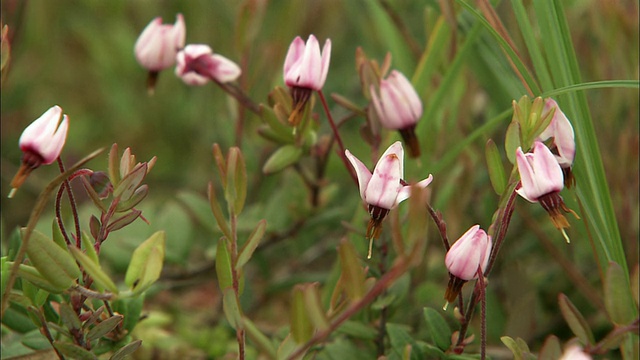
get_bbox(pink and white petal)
[173,14,186,48]
[299,35,322,87]
[283,36,305,75]
[345,150,372,201]
[209,54,241,83]
[379,141,404,178]
[41,115,69,164]
[395,174,433,205]
[318,39,331,88]
[532,142,563,193]
[479,235,492,275]
[515,147,540,200]
[366,152,402,209]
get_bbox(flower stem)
[1,148,103,317]
[317,90,358,186]
[213,79,261,116]
[57,158,82,247]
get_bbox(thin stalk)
[213,79,261,116]
[1,149,103,317]
[34,308,66,360]
[229,211,245,360]
[376,236,389,357]
[57,158,81,247]
[477,268,486,360]
[317,90,358,186]
[287,257,410,360]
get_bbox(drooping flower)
[444,225,492,303]
[345,141,433,257]
[370,70,423,157]
[9,105,69,197]
[283,34,331,125]
[538,98,576,187]
[134,14,185,71]
[175,44,241,86]
[134,14,186,93]
[516,141,578,241]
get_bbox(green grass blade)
[534,0,629,276]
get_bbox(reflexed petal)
[173,14,186,48]
[208,54,242,83]
[345,149,372,201]
[366,152,402,209]
[516,147,541,200]
[40,115,69,164]
[396,174,433,205]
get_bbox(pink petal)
[396,174,433,205]
[366,151,402,209]
[283,36,305,76]
[345,149,372,201]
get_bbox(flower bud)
[10,105,69,197]
[134,14,185,72]
[444,225,492,303]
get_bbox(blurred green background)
[1,0,638,358]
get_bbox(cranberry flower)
[134,14,185,72]
[283,34,331,125]
[538,98,576,187]
[175,44,241,86]
[444,225,492,303]
[345,141,433,257]
[9,105,69,197]
[370,70,423,157]
[516,141,577,241]
[538,98,575,168]
[559,344,592,360]
[134,14,186,93]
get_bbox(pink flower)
[19,105,69,165]
[516,141,577,239]
[346,141,432,247]
[538,98,575,168]
[515,141,563,203]
[10,105,69,197]
[283,35,331,126]
[445,225,492,281]
[175,44,241,86]
[370,70,422,130]
[283,35,331,91]
[134,14,185,71]
[346,141,432,211]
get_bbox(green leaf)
[52,219,67,249]
[222,287,242,329]
[338,239,365,302]
[260,105,295,143]
[225,147,247,215]
[236,220,266,270]
[15,263,65,294]
[486,139,507,195]
[423,307,451,351]
[59,302,82,331]
[215,237,233,291]
[81,231,99,265]
[604,262,637,325]
[538,335,562,360]
[208,182,232,240]
[108,143,121,187]
[558,293,595,344]
[336,321,377,340]
[24,229,80,290]
[242,316,277,359]
[69,246,119,294]
[113,163,146,200]
[109,340,142,360]
[504,121,521,164]
[87,314,123,341]
[290,285,312,344]
[500,336,524,360]
[21,327,54,350]
[262,145,303,175]
[277,334,304,360]
[54,341,98,360]
[302,282,329,331]
[124,231,165,295]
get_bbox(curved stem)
[213,79,261,116]
[57,158,82,247]
[1,148,104,317]
[317,90,358,186]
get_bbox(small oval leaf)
[262,145,303,175]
